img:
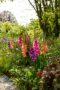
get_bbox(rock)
[0,75,19,90]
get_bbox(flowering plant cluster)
[8,32,48,70]
[0,33,48,90]
[8,32,48,63]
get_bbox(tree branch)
[28,0,37,12]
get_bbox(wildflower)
[8,42,11,48]
[36,70,43,78]
[21,42,27,57]
[17,36,22,46]
[8,40,14,49]
[10,40,14,49]
[25,32,30,43]
[29,47,37,61]
[1,36,8,42]
[33,39,40,56]
[41,40,48,54]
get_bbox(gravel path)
[0,75,19,90]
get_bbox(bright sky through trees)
[0,0,37,25]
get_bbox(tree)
[28,0,60,38]
[0,11,17,23]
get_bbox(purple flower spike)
[8,42,11,48]
[1,36,8,42]
[29,47,37,62]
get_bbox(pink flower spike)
[17,36,22,46]
[33,39,40,56]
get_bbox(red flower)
[36,71,43,78]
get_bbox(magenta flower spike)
[33,39,40,56]
[17,36,22,46]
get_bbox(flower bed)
[0,31,48,89]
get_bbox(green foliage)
[47,38,60,64]
[28,0,60,38]
[0,21,25,73]
[42,12,55,37]
[26,19,43,41]
[0,37,11,72]
[0,21,25,37]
